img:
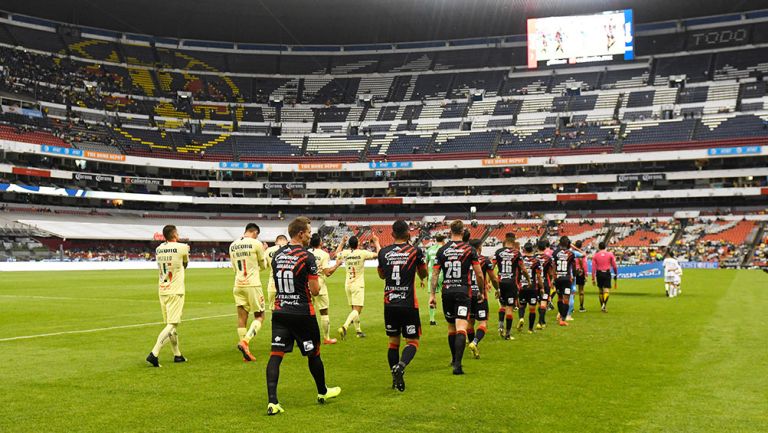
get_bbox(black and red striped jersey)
[536,252,553,284]
[521,254,542,289]
[378,242,426,308]
[494,247,523,284]
[470,255,494,298]
[271,244,318,315]
[553,248,576,280]
[436,240,478,295]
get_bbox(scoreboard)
[527,9,635,68]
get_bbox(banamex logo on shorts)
[303,341,315,352]
[478,310,486,319]
[406,325,416,334]
[457,306,468,317]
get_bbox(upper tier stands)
[2,17,768,163]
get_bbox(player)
[146,225,189,367]
[591,241,618,312]
[466,239,498,359]
[573,240,588,313]
[266,217,341,416]
[496,232,516,334]
[308,233,344,344]
[663,250,682,298]
[377,220,428,392]
[430,220,486,375]
[553,236,577,327]
[494,232,531,340]
[229,223,268,362]
[516,242,543,334]
[265,235,288,311]
[536,239,556,329]
[425,234,446,325]
[336,234,381,339]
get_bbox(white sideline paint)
[0,260,230,272]
[0,313,233,342]
[0,294,226,305]
[0,260,379,272]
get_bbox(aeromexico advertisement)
[587,261,718,279]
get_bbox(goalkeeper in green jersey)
[424,234,446,325]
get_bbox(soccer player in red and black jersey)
[536,239,556,328]
[466,239,498,359]
[517,242,544,333]
[377,220,428,392]
[494,232,531,340]
[552,236,577,327]
[266,217,341,416]
[430,220,485,375]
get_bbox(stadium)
[0,0,766,430]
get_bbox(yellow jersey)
[309,247,331,294]
[156,241,190,295]
[229,237,267,288]
[338,248,377,287]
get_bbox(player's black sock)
[387,344,399,369]
[528,309,536,330]
[558,301,568,321]
[454,332,466,366]
[505,316,514,334]
[400,343,418,366]
[538,307,546,324]
[448,333,456,363]
[467,328,475,344]
[266,354,283,404]
[307,354,328,395]
[518,308,525,320]
[498,310,505,328]
[475,326,486,344]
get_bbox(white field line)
[0,313,234,342]
[0,294,226,305]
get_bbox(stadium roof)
[4,0,766,45]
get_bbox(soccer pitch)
[0,268,765,433]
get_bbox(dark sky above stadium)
[3,0,766,45]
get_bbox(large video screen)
[527,9,634,68]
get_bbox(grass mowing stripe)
[0,313,235,342]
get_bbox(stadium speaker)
[57,25,81,39]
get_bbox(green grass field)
[0,268,766,432]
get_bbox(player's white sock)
[244,319,262,343]
[665,283,670,296]
[353,316,362,332]
[343,310,358,329]
[237,327,247,341]
[152,324,175,356]
[320,315,331,340]
[168,328,182,357]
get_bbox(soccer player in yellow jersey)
[146,225,190,367]
[265,235,288,311]
[336,234,381,339]
[308,233,344,344]
[229,223,268,362]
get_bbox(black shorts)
[519,288,539,306]
[470,296,489,321]
[384,307,421,339]
[596,270,612,289]
[271,313,321,356]
[554,277,573,299]
[442,291,471,323]
[575,273,586,286]
[498,281,518,307]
